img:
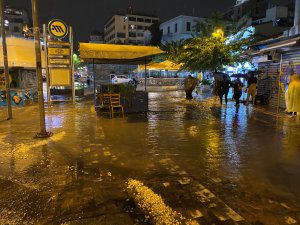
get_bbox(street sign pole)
[0,0,12,120]
[43,24,51,105]
[70,26,75,104]
[31,0,51,138]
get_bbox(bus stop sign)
[48,19,68,39]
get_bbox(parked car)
[110,74,134,84]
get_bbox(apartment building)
[4,6,30,37]
[160,15,206,44]
[104,12,159,45]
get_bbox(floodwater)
[0,90,299,225]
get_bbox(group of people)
[213,73,257,107]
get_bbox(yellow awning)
[0,37,45,68]
[79,43,164,64]
[146,60,182,70]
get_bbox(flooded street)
[0,90,300,225]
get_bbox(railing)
[137,78,185,89]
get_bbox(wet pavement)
[0,90,300,225]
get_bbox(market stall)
[79,43,164,113]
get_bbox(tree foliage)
[147,22,163,46]
[162,14,253,72]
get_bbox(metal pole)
[0,0,12,120]
[31,0,51,138]
[93,58,96,105]
[144,58,147,92]
[43,24,51,105]
[70,27,75,104]
[277,53,283,114]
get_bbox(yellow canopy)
[0,37,45,68]
[146,60,182,70]
[79,43,164,64]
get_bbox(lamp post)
[0,0,12,120]
[31,0,51,138]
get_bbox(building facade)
[103,13,159,45]
[89,30,104,43]
[223,0,294,40]
[4,6,30,37]
[160,15,205,44]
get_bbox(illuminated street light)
[4,19,9,26]
[216,28,224,40]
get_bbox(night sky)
[5,0,236,45]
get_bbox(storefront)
[0,37,45,107]
[251,36,300,109]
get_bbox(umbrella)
[230,73,248,78]
[248,70,260,75]
[213,72,230,81]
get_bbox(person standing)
[285,74,300,117]
[218,74,231,105]
[184,75,198,100]
[231,78,244,106]
[245,73,257,106]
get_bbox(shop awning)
[0,37,45,68]
[146,60,182,70]
[79,43,164,64]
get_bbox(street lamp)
[216,28,224,40]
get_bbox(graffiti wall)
[0,89,34,107]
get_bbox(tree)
[73,53,80,70]
[147,22,163,46]
[163,14,253,72]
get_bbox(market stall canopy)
[146,60,182,70]
[79,43,164,64]
[0,37,45,68]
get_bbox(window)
[137,33,144,37]
[175,23,177,32]
[145,18,151,23]
[137,25,144,30]
[129,40,136,44]
[137,18,144,22]
[152,19,159,23]
[255,7,259,14]
[13,18,23,23]
[13,26,20,32]
[129,24,136,30]
[186,22,191,31]
[117,32,125,38]
[167,26,170,34]
[129,32,136,37]
[129,17,136,21]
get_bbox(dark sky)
[5,0,236,44]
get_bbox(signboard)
[0,73,12,89]
[48,41,70,47]
[49,58,70,65]
[48,19,68,39]
[48,47,70,56]
[49,68,71,86]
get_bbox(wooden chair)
[98,93,112,117]
[110,93,124,118]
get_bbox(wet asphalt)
[0,90,299,225]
